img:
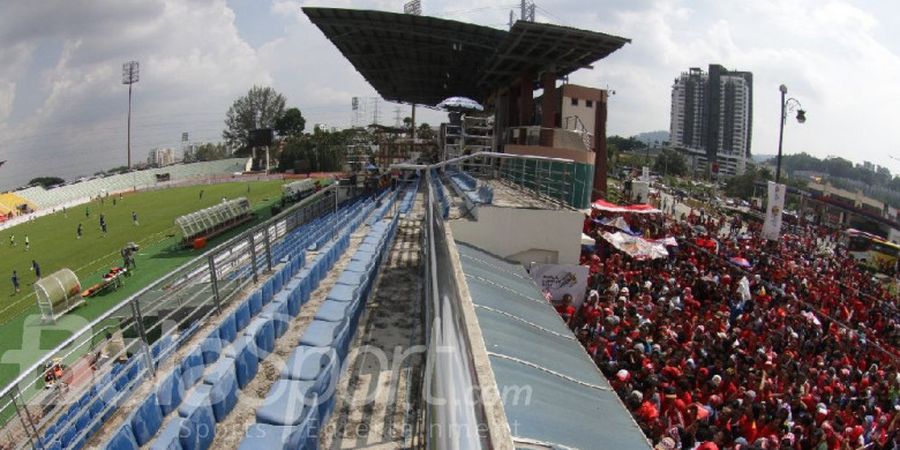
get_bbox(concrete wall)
[449,206,584,265]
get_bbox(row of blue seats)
[101,198,380,450]
[264,195,365,268]
[40,312,188,449]
[38,195,375,450]
[237,212,402,449]
[399,177,420,214]
[232,195,371,282]
[447,170,494,205]
[365,191,399,227]
[449,170,477,191]
[430,169,450,219]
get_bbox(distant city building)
[862,161,876,172]
[670,64,753,176]
[148,147,176,167]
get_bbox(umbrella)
[581,233,595,246]
[730,257,751,268]
[436,96,484,111]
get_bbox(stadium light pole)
[775,84,806,184]
[122,61,140,170]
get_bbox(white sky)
[0,0,898,190]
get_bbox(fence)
[424,151,586,209]
[0,184,346,449]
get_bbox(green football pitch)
[0,179,288,388]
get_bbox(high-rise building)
[147,147,176,167]
[670,64,752,176]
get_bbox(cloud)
[1,0,899,189]
[0,0,270,188]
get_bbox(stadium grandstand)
[0,193,34,221]
[0,152,650,450]
[6,158,248,214]
[0,6,657,450]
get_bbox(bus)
[841,228,900,275]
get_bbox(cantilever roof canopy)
[302,7,630,107]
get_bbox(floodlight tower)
[122,61,140,169]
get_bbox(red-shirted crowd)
[559,206,900,450]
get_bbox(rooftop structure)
[303,7,629,106]
[304,6,630,203]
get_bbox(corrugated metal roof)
[302,7,629,106]
[457,243,650,450]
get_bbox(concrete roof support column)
[539,71,557,147]
[592,90,609,200]
[518,74,534,144]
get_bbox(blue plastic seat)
[280,346,339,405]
[244,316,275,359]
[59,424,76,447]
[201,360,238,421]
[351,251,377,269]
[181,348,205,388]
[200,335,222,365]
[262,278,273,304]
[299,318,351,359]
[357,242,379,254]
[149,418,185,450]
[336,270,367,292]
[181,401,216,450]
[260,299,290,338]
[223,335,258,389]
[298,320,342,349]
[105,423,139,450]
[272,269,283,294]
[74,410,91,436]
[236,423,310,450]
[129,392,163,446]
[327,283,356,304]
[234,301,251,332]
[178,384,211,417]
[343,260,369,278]
[362,236,382,247]
[156,367,185,416]
[283,275,303,294]
[248,290,263,317]
[296,277,313,309]
[217,314,237,344]
[315,300,355,324]
[255,379,317,427]
[88,395,105,419]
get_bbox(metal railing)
[396,151,586,210]
[0,184,346,449]
[422,170,489,450]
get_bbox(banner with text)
[762,181,786,241]
[530,263,590,307]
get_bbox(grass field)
[0,179,287,388]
